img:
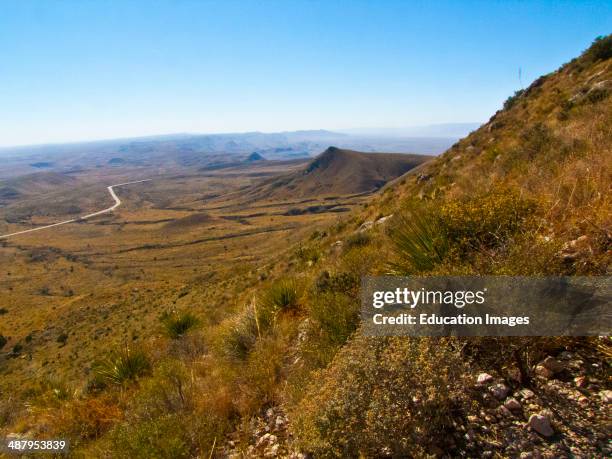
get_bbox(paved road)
[0,179,151,239]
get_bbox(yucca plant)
[388,210,449,274]
[93,346,151,385]
[161,311,200,339]
[261,279,300,312]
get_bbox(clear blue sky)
[0,1,610,146]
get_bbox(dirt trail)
[0,179,151,239]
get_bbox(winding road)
[0,179,151,239]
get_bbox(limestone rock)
[528,414,554,437]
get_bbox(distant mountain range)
[338,123,481,138]
[0,126,477,178]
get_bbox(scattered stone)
[535,364,554,379]
[600,390,612,403]
[559,235,592,261]
[542,356,565,374]
[504,398,522,411]
[528,414,554,437]
[264,444,279,457]
[477,373,494,385]
[358,221,374,232]
[256,433,277,448]
[574,376,587,388]
[375,214,393,225]
[520,388,535,399]
[490,383,510,400]
[275,415,286,430]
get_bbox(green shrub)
[161,311,200,339]
[93,346,151,385]
[344,231,371,249]
[503,88,525,110]
[308,292,359,349]
[314,271,359,297]
[388,209,449,274]
[216,305,264,360]
[293,336,469,458]
[110,415,192,459]
[295,245,321,264]
[584,34,612,62]
[131,360,193,418]
[440,191,536,253]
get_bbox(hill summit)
[247,152,266,161]
[246,147,431,199]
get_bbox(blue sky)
[0,1,610,146]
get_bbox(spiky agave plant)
[261,278,301,312]
[93,346,151,385]
[387,209,449,274]
[161,310,200,339]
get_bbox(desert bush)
[104,360,228,458]
[215,305,263,360]
[585,87,610,104]
[53,396,121,441]
[584,34,612,62]
[0,307,7,314]
[440,190,536,253]
[503,88,525,110]
[0,334,6,350]
[110,415,192,458]
[236,333,287,414]
[127,360,194,420]
[292,336,469,457]
[92,346,151,386]
[57,333,68,345]
[314,271,359,297]
[308,292,359,350]
[295,245,321,264]
[160,310,200,339]
[0,395,19,427]
[344,231,371,249]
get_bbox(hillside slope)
[245,147,432,199]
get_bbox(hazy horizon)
[0,123,483,150]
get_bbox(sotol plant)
[93,346,151,385]
[260,278,301,312]
[160,311,200,339]
[388,209,449,274]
